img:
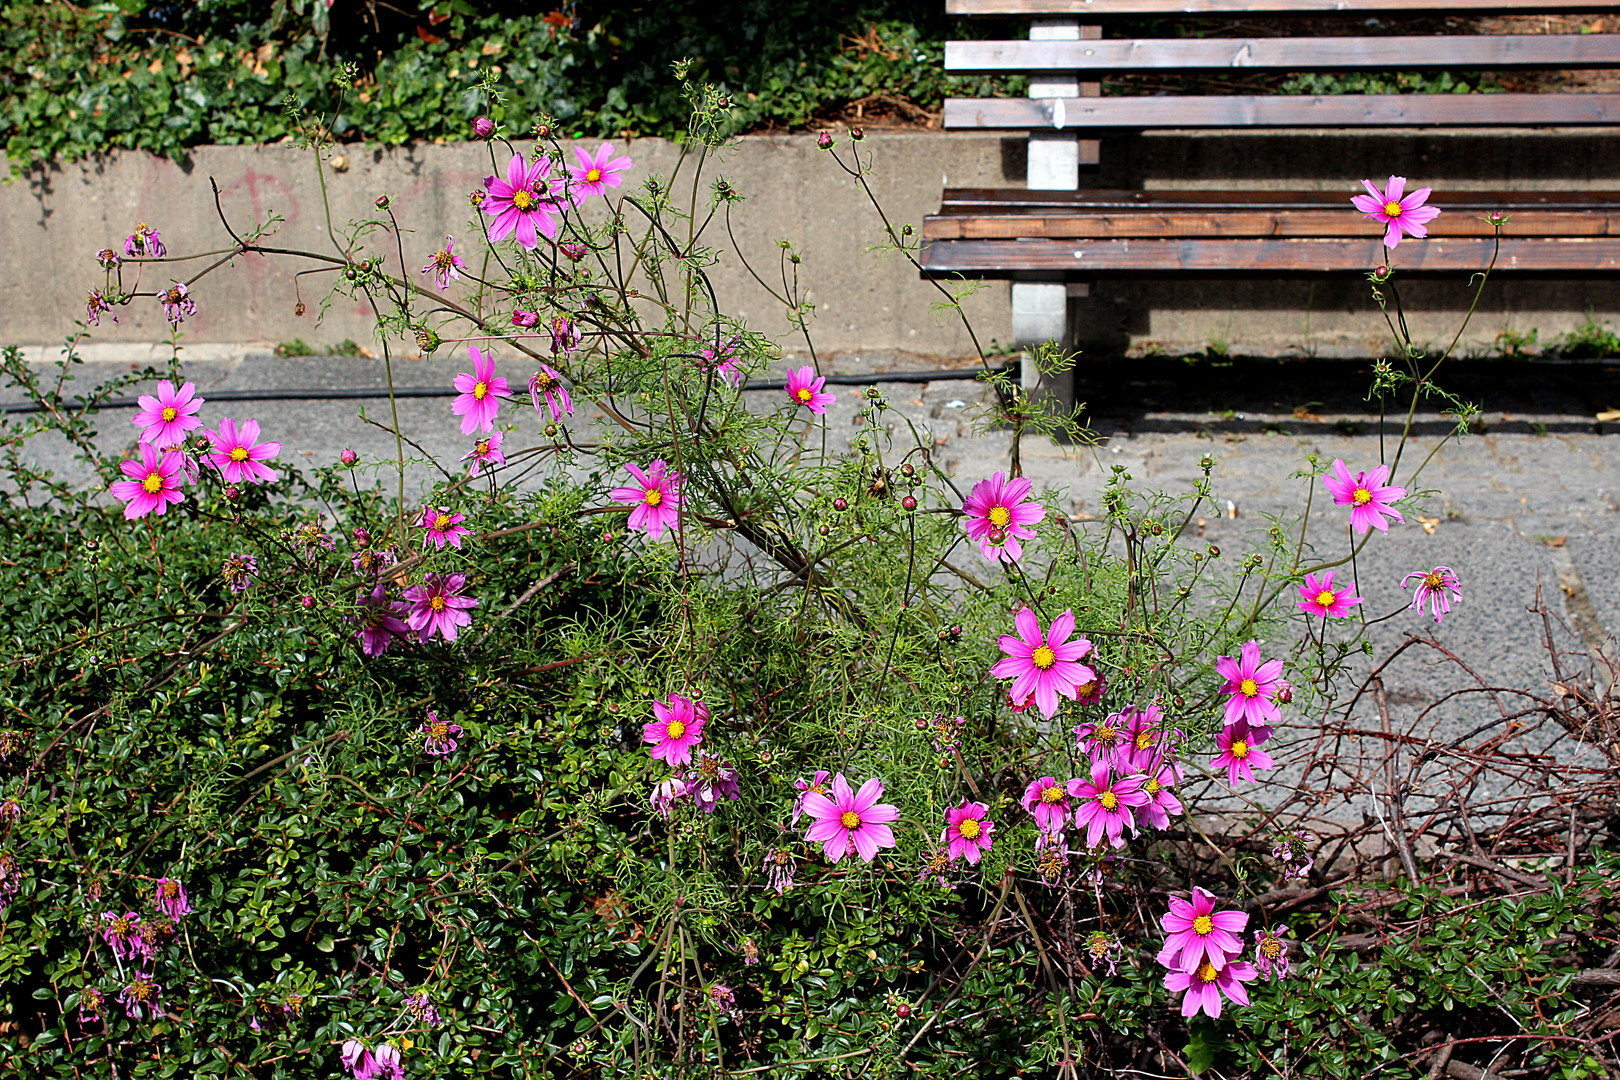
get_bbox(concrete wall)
[5,128,1620,362]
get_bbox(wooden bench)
[921,0,1620,396]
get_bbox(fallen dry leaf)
[1419,515,1440,535]
[1541,535,1567,548]
[1597,408,1620,422]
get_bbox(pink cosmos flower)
[786,365,835,414]
[119,971,164,1021]
[153,878,190,920]
[341,1040,376,1080]
[1402,565,1462,623]
[372,1043,404,1080]
[1020,776,1070,833]
[1165,959,1258,1019]
[1072,711,1132,770]
[1074,671,1107,707]
[1067,760,1150,849]
[419,505,471,551]
[1213,718,1275,785]
[800,773,900,864]
[1215,640,1286,729]
[1351,175,1442,249]
[700,340,744,386]
[1322,459,1406,534]
[452,346,511,435]
[610,460,684,540]
[463,431,506,477]
[1140,761,1185,831]
[512,310,540,329]
[1157,887,1249,973]
[568,142,634,205]
[109,444,186,519]
[1298,570,1363,619]
[402,573,478,643]
[158,282,196,327]
[990,608,1096,720]
[1119,702,1174,771]
[961,471,1047,563]
[529,364,573,421]
[353,584,409,656]
[420,235,467,291]
[203,417,281,484]
[793,769,832,825]
[420,711,462,756]
[1253,926,1291,980]
[483,151,562,248]
[942,800,995,864]
[130,380,204,448]
[644,693,708,767]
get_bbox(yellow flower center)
[988,505,1012,528]
[142,472,163,494]
[1098,790,1118,811]
[1094,723,1117,746]
[958,817,982,840]
[128,980,154,1001]
[165,288,182,303]
[476,440,490,455]
[644,489,663,507]
[161,881,178,898]
[1231,740,1250,759]
[586,167,603,183]
[1425,572,1445,588]
[512,190,533,211]
[840,810,861,830]
[1031,645,1056,670]
[666,720,686,740]
[161,406,178,422]
[1078,680,1097,698]
[1145,777,1160,794]
[1193,914,1213,936]
[1197,962,1220,983]
[435,250,453,269]
[1136,731,1153,749]
[1382,200,1402,217]
[1240,677,1258,698]
[795,387,813,403]
[1352,487,1373,505]
[1261,936,1284,959]
[535,373,556,391]
[230,446,249,462]
[429,596,446,612]
[1040,785,1065,804]
[112,917,132,936]
[1315,590,1336,607]
[431,722,449,740]
[473,381,488,400]
[434,514,451,530]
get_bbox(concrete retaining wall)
[6,128,1620,362]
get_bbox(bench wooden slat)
[947,35,1620,73]
[936,188,1620,211]
[923,210,1620,239]
[919,236,1620,272]
[944,93,1620,128]
[949,0,1620,14]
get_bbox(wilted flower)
[420,235,467,291]
[740,939,760,966]
[420,712,462,756]
[158,282,196,327]
[688,751,741,813]
[153,877,191,920]
[77,987,105,1025]
[125,222,166,258]
[1032,829,1069,885]
[219,552,257,593]
[550,315,582,356]
[463,431,506,477]
[0,851,22,908]
[86,288,117,326]
[1253,926,1291,980]
[649,775,690,818]
[529,364,573,421]
[119,971,163,1020]
[511,309,540,329]
[1272,829,1317,881]
[707,983,737,1016]
[0,799,19,827]
[917,848,953,888]
[100,911,152,962]
[353,583,410,656]
[96,247,122,269]
[764,848,796,893]
[1086,930,1123,976]
[699,339,744,386]
[1402,565,1462,624]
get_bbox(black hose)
[0,365,1009,415]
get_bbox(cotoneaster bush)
[0,66,1615,1080]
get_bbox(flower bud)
[353,528,371,546]
[816,131,832,149]
[469,189,487,208]
[1277,686,1293,704]
[914,718,928,730]
[1208,544,1221,557]
[833,497,848,511]
[340,448,358,466]
[850,127,864,141]
[817,524,829,536]
[900,463,914,477]
[896,1004,911,1019]
[374,195,391,209]
[901,495,917,511]
[511,310,540,329]
[224,485,241,501]
[300,595,315,609]
[473,116,495,140]
[987,526,1005,545]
